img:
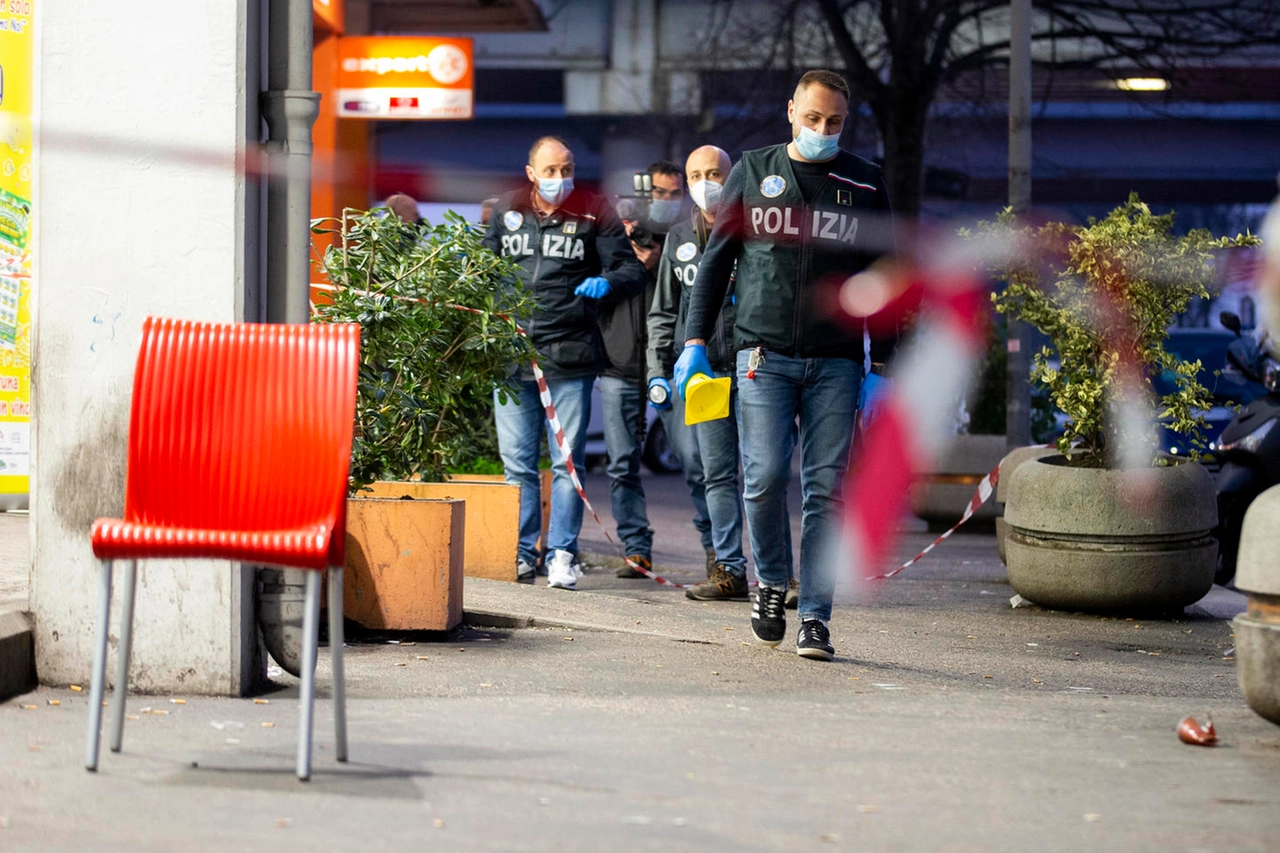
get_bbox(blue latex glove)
[574,276,611,299]
[673,344,713,399]
[647,377,673,411]
[858,372,892,428]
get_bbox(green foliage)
[312,209,534,491]
[977,194,1259,466]
[965,306,1058,441]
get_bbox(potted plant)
[979,194,1259,613]
[311,208,535,629]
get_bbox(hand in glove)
[647,377,673,411]
[574,276,611,299]
[858,371,892,430]
[673,344,713,399]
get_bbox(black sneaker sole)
[616,568,647,578]
[796,645,835,661]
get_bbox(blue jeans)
[657,394,713,552]
[599,376,654,559]
[736,350,860,622]
[494,375,593,565]
[693,373,746,576]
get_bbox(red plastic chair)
[84,316,359,781]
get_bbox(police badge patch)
[675,242,697,262]
[760,175,786,199]
[503,210,524,231]
[836,189,852,206]
[562,221,577,235]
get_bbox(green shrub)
[973,194,1258,466]
[312,209,534,491]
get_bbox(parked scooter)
[1213,311,1280,585]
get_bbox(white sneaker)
[546,549,583,590]
[517,559,536,583]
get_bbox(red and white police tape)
[313,264,1002,589]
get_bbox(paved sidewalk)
[3,475,1279,851]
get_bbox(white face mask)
[689,179,723,214]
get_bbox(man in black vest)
[677,70,896,661]
[482,136,646,591]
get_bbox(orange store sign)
[335,36,474,120]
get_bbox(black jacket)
[685,143,897,364]
[482,186,647,379]
[647,211,736,379]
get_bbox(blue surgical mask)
[794,126,841,162]
[536,177,574,207]
[648,197,682,225]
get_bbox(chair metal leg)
[109,560,138,753]
[84,559,113,771]
[296,570,322,781]
[327,566,348,762]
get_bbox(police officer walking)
[482,136,647,590]
[676,71,896,660]
[648,145,753,599]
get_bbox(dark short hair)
[528,135,572,165]
[647,160,682,180]
[795,69,850,102]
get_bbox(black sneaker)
[784,578,799,610]
[685,566,749,601]
[796,619,834,661]
[616,555,652,578]
[751,585,787,646]
[704,550,718,579]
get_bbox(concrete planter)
[1004,455,1216,614]
[366,480,521,581]
[343,496,464,631]
[994,445,1060,564]
[910,434,1008,531]
[1232,485,1280,726]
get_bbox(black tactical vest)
[735,143,888,359]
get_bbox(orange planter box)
[366,480,520,581]
[343,496,464,631]
[447,471,552,553]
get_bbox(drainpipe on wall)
[258,0,321,677]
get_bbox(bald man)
[482,135,646,590]
[646,145,759,600]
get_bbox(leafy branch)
[312,209,534,491]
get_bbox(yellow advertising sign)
[0,0,34,499]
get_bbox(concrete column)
[31,1,263,693]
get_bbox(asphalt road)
[2,472,1279,851]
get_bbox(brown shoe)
[616,554,652,578]
[785,578,799,610]
[685,566,749,601]
[704,549,718,578]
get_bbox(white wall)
[31,0,261,693]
